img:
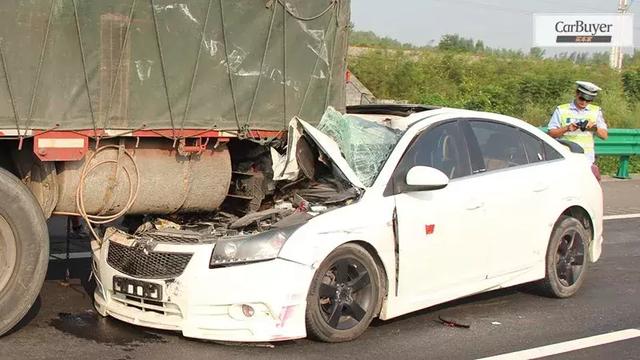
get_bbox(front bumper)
[92,240,315,342]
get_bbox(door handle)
[533,182,549,192]
[466,201,484,211]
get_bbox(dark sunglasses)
[577,95,593,102]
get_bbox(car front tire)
[305,243,383,342]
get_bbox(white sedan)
[92,106,603,343]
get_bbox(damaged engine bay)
[105,138,360,246]
[100,108,400,248]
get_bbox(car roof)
[402,107,573,159]
[346,104,440,117]
[405,107,540,132]
[347,104,559,150]
[347,104,534,127]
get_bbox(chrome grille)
[141,231,201,244]
[107,242,192,279]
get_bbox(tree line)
[349,32,640,129]
[349,31,640,173]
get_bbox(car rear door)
[461,119,555,277]
[390,120,491,299]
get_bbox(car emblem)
[133,238,158,255]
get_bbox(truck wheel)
[0,167,49,336]
[536,215,589,298]
[305,244,383,342]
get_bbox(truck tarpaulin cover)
[0,0,349,132]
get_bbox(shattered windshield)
[317,107,402,187]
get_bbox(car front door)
[391,120,490,301]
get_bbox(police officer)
[548,81,608,164]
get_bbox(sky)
[350,0,638,52]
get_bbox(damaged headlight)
[210,226,300,267]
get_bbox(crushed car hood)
[296,118,365,189]
[273,117,365,190]
[274,107,402,190]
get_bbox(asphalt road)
[0,217,638,360]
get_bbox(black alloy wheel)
[318,257,373,330]
[537,215,589,298]
[306,244,383,342]
[555,229,585,287]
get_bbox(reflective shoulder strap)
[557,104,572,124]
[586,104,601,112]
[585,104,601,122]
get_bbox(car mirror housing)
[404,166,449,192]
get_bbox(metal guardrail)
[541,128,639,179]
[594,129,640,179]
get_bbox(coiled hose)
[53,145,140,244]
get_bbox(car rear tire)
[537,215,589,298]
[0,167,49,336]
[305,243,383,343]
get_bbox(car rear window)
[520,130,545,163]
[544,142,564,160]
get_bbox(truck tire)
[0,167,49,336]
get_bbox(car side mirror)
[404,166,449,192]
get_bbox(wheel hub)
[0,214,18,293]
[335,283,354,304]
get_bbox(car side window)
[389,121,471,194]
[544,142,563,160]
[468,121,528,171]
[519,130,545,163]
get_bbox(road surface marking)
[604,213,640,220]
[478,329,640,360]
[50,251,92,260]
